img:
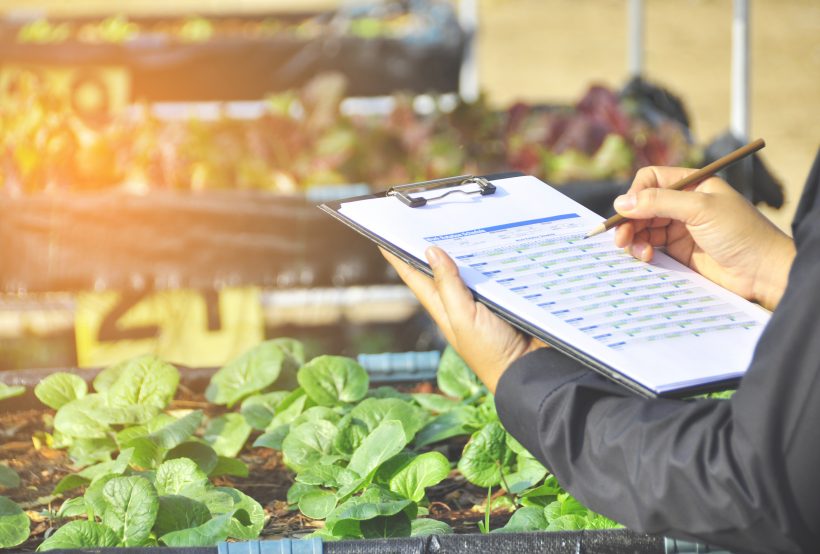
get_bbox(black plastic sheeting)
[332,531,664,553]
[41,530,665,554]
[0,189,390,293]
[0,158,778,295]
[0,179,628,294]
[704,131,784,209]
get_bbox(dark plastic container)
[20,529,668,554]
[0,10,465,101]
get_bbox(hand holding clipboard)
[321,172,772,397]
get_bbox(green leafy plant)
[436,347,483,400]
[16,13,434,46]
[206,339,300,407]
[297,355,369,406]
[476,487,492,534]
[38,454,263,550]
[248,345,618,540]
[34,372,88,409]
[0,465,20,490]
[28,347,287,549]
[248,354,458,540]
[0,471,29,549]
[0,382,25,402]
[2,70,696,196]
[495,491,619,533]
[39,355,181,466]
[16,340,619,548]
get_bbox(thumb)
[614,187,710,225]
[426,246,476,332]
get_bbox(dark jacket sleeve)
[496,217,820,553]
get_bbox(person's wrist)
[752,233,796,311]
[475,338,547,394]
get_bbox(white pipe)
[731,0,750,141]
[627,0,644,78]
[458,0,480,102]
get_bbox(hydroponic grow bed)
[0,341,665,552]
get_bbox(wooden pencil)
[583,138,766,239]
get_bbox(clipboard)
[319,173,766,398]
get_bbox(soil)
[0,394,512,551]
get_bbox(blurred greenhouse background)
[0,0,818,370]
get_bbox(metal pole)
[627,0,645,78]
[731,0,750,141]
[458,0,480,102]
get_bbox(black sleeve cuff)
[495,348,590,463]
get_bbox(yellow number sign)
[75,288,264,368]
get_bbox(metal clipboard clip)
[387,175,496,208]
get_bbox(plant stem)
[498,468,512,497]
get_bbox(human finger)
[425,246,477,337]
[380,248,435,297]
[614,187,712,226]
[614,215,667,248]
[614,220,634,248]
[647,226,668,247]
[627,239,653,262]
[647,216,672,228]
[694,175,743,197]
[627,166,699,195]
[380,248,456,342]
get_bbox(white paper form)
[338,175,771,394]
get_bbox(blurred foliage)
[0,71,697,195]
[15,11,432,45]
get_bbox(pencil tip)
[584,224,605,239]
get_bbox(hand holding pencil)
[585,139,766,238]
[602,149,795,312]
